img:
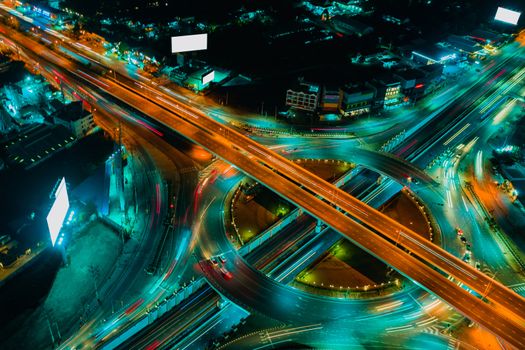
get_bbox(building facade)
[286,80,320,112]
[320,86,342,112]
[53,101,95,138]
[340,85,375,117]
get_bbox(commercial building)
[394,68,427,101]
[320,86,342,112]
[331,15,373,37]
[24,2,59,22]
[469,29,508,48]
[285,80,320,112]
[53,101,95,138]
[368,77,405,110]
[410,44,458,66]
[445,35,488,60]
[340,84,375,117]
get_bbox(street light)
[482,272,498,299]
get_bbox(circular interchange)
[226,159,440,300]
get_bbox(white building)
[53,101,95,138]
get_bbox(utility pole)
[44,308,55,346]
[482,272,498,299]
[54,322,61,341]
[116,122,125,215]
[45,315,55,345]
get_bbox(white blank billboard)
[495,7,521,25]
[47,178,69,246]
[171,34,208,53]
[202,70,215,85]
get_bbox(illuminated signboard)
[202,70,215,85]
[171,34,208,53]
[46,178,69,246]
[494,7,521,25]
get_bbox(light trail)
[423,299,441,311]
[6,18,525,345]
[462,195,470,213]
[399,232,477,280]
[415,316,437,327]
[446,190,453,209]
[375,300,404,312]
[443,123,471,146]
[275,250,316,282]
[386,324,414,333]
[76,69,109,88]
[475,150,483,180]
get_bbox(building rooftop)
[342,83,375,95]
[288,80,320,94]
[469,29,506,44]
[446,35,481,53]
[395,68,426,81]
[4,124,75,169]
[331,15,373,36]
[412,44,457,63]
[53,101,90,122]
[0,60,26,86]
[372,74,401,87]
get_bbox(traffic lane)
[118,287,218,350]
[401,56,523,160]
[342,148,435,185]
[199,253,418,325]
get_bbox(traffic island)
[294,190,436,299]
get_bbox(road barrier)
[100,278,206,349]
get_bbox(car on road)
[220,267,233,280]
[210,258,219,267]
[463,254,471,262]
[475,262,481,270]
[218,255,227,264]
[456,227,464,236]
[466,244,471,251]
[460,236,467,244]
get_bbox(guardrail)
[100,278,207,349]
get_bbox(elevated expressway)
[3,24,525,347]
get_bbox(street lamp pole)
[482,272,498,299]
